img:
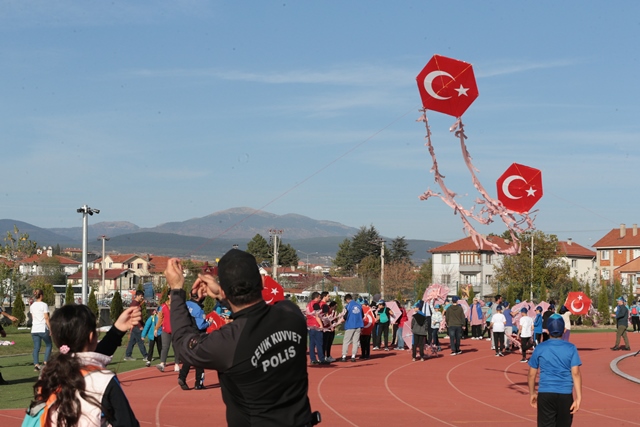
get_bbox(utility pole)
[530,234,534,301]
[77,205,99,305]
[380,239,386,299]
[269,229,283,281]
[97,235,109,298]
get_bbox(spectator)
[445,296,465,355]
[123,290,149,362]
[30,288,52,372]
[340,294,363,362]
[610,297,631,351]
[142,307,162,367]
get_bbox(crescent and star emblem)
[502,175,537,200]
[570,295,584,313]
[423,70,469,101]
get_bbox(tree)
[383,261,415,301]
[110,291,124,323]
[333,238,355,274]
[414,260,432,301]
[12,290,26,325]
[597,284,611,325]
[246,234,270,264]
[333,226,383,276]
[278,243,299,267]
[88,288,99,319]
[0,225,38,307]
[494,231,570,301]
[467,283,475,305]
[30,276,55,306]
[65,283,75,305]
[159,286,169,304]
[203,296,216,314]
[388,237,414,264]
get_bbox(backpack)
[632,306,638,316]
[22,366,104,427]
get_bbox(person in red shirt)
[306,292,327,364]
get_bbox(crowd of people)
[4,248,639,426]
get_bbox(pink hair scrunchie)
[59,345,70,355]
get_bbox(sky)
[1,1,639,249]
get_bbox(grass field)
[0,324,619,411]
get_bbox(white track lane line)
[503,360,640,426]
[446,356,535,423]
[316,368,360,427]
[383,362,457,426]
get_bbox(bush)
[65,283,74,305]
[12,290,26,326]
[88,288,99,318]
[110,291,124,323]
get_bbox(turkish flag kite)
[205,311,226,333]
[362,305,377,336]
[496,163,543,213]
[565,292,591,316]
[416,55,479,117]
[262,276,285,305]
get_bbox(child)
[411,301,429,361]
[430,303,443,351]
[142,307,162,367]
[490,305,506,356]
[533,306,544,345]
[26,304,139,426]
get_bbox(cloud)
[477,58,580,78]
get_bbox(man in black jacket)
[166,249,315,427]
[611,296,631,351]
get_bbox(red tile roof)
[68,268,129,280]
[557,241,596,258]
[429,236,512,253]
[148,256,173,274]
[615,256,640,273]
[19,254,81,265]
[107,254,139,263]
[593,226,640,248]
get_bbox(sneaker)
[498,353,504,357]
[310,360,320,365]
[145,360,151,367]
[412,358,416,361]
[420,358,425,362]
[620,346,631,351]
[123,357,135,361]
[491,347,495,350]
[450,352,457,356]
[485,338,491,341]
[174,364,180,372]
[340,356,347,362]
[177,378,189,390]
[520,359,528,363]
[437,346,442,352]
[372,346,380,350]
[456,351,462,355]
[610,346,621,351]
[320,359,331,365]
[194,384,204,390]
[34,365,41,372]
[156,363,165,372]
[495,353,501,357]
[350,357,356,363]
[384,347,390,352]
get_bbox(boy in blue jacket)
[142,308,162,367]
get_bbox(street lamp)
[77,205,99,305]
[97,235,110,298]
[297,250,318,273]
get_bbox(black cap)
[217,249,262,298]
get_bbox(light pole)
[269,229,283,280]
[530,233,534,301]
[97,235,109,298]
[77,205,99,305]
[297,250,318,273]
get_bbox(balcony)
[459,263,482,273]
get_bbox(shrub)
[65,283,75,305]
[88,288,99,318]
[12,290,26,326]
[110,291,124,323]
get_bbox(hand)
[154,329,158,337]
[529,393,538,408]
[114,306,142,332]
[165,258,185,290]
[194,274,223,300]
[570,398,580,414]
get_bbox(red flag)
[262,276,285,305]
[362,305,376,336]
[565,292,591,316]
[205,311,226,333]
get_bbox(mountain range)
[0,208,444,264]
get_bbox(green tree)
[628,281,635,302]
[43,283,55,306]
[494,231,570,301]
[467,284,475,305]
[88,288,99,318]
[203,296,216,314]
[110,291,124,323]
[585,282,591,299]
[159,286,169,304]
[414,260,432,300]
[597,284,611,325]
[333,238,355,274]
[333,226,382,276]
[65,283,75,305]
[278,243,299,267]
[12,290,26,325]
[613,280,623,304]
[388,236,414,264]
[246,234,270,264]
[0,225,37,307]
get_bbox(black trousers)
[323,331,335,358]
[179,363,204,387]
[374,323,390,348]
[359,334,371,358]
[632,316,640,332]
[412,334,426,359]
[493,331,505,353]
[146,338,163,362]
[471,324,482,338]
[521,335,534,358]
[537,392,574,427]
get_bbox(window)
[601,269,610,280]
[571,259,577,268]
[108,262,113,268]
[441,274,451,284]
[486,254,493,264]
[442,254,451,264]
[485,275,492,284]
[137,263,143,269]
[634,249,640,259]
[601,250,609,260]
[460,252,479,265]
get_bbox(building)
[430,236,596,298]
[18,250,81,277]
[593,224,640,290]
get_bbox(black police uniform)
[171,289,313,427]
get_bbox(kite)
[423,283,450,305]
[564,292,591,316]
[262,276,285,305]
[416,54,541,254]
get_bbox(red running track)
[1,332,638,426]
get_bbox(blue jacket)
[187,300,210,331]
[343,300,364,329]
[142,314,161,340]
[533,313,543,334]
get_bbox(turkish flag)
[496,163,543,213]
[416,55,479,117]
[205,311,226,333]
[362,305,376,336]
[565,292,591,316]
[262,276,285,305]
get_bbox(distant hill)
[0,208,445,264]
